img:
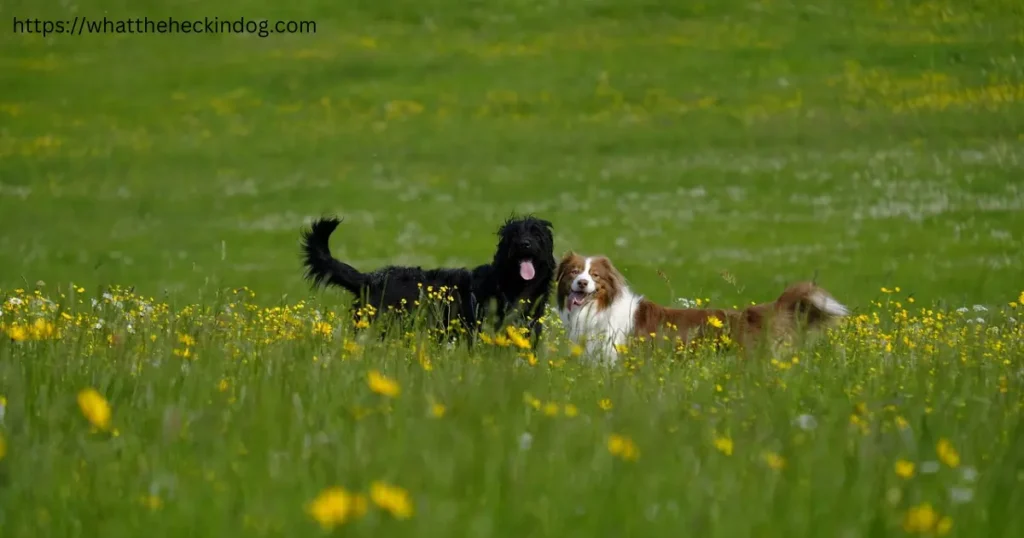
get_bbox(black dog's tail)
[300,217,369,296]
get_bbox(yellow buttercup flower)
[598,398,613,411]
[903,503,952,535]
[707,316,724,329]
[430,402,446,418]
[505,326,531,350]
[367,370,400,398]
[370,481,414,519]
[77,388,111,431]
[607,433,640,462]
[762,451,786,470]
[936,438,960,468]
[306,487,360,529]
[894,459,915,478]
[6,324,28,342]
[713,436,733,456]
[542,401,560,416]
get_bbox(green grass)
[1,287,1023,537]
[1,0,1024,535]
[2,0,1023,306]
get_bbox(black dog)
[300,215,555,343]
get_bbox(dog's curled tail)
[300,217,368,296]
[775,281,850,329]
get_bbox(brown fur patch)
[636,281,845,353]
[554,251,585,310]
[586,257,625,310]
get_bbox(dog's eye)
[569,269,580,276]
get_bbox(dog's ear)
[555,250,579,278]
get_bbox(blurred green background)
[2,0,1022,307]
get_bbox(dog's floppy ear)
[555,250,578,280]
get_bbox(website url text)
[12,16,317,38]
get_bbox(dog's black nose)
[519,239,532,249]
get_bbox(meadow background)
[1,0,1023,536]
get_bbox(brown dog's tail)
[773,281,850,330]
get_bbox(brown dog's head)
[555,252,626,312]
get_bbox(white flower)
[950,487,974,504]
[7,297,22,306]
[972,304,988,312]
[518,432,533,451]
[794,414,818,431]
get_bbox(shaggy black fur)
[300,215,555,343]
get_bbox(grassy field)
[2,0,1024,536]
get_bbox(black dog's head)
[492,215,555,283]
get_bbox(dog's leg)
[493,297,508,333]
[460,290,478,349]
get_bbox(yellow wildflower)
[307,487,359,529]
[6,324,27,342]
[607,433,640,462]
[523,392,541,410]
[77,388,111,431]
[903,503,952,535]
[542,402,560,416]
[30,318,56,339]
[570,344,583,357]
[343,339,362,355]
[505,326,531,350]
[937,438,960,468]
[430,402,446,418]
[367,370,400,398]
[563,404,578,417]
[894,459,915,479]
[713,436,733,456]
[370,481,414,519]
[707,316,724,329]
[598,398,613,411]
[762,451,786,470]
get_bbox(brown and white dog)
[554,252,850,363]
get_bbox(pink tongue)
[519,260,536,280]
